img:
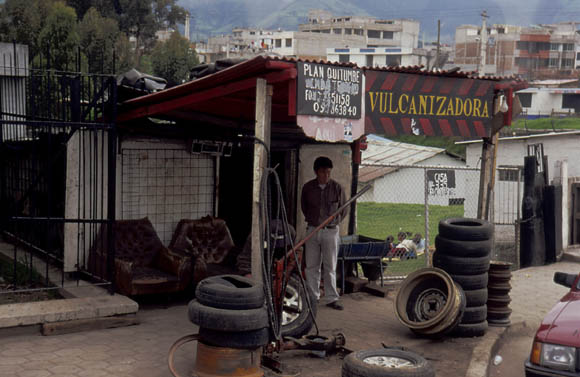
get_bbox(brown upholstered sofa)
[90,218,192,296]
[168,216,238,285]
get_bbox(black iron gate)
[0,48,117,297]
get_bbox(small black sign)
[296,62,362,119]
[427,169,456,196]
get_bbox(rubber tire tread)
[464,288,488,307]
[452,321,488,337]
[188,300,268,331]
[433,253,490,275]
[342,348,435,377]
[195,274,264,310]
[450,273,488,290]
[460,305,487,324]
[281,274,317,338]
[435,236,492,258]
[439,218,493,241]
[198,327,270,349]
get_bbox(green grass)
[512,116,580,130]
[356,202,465,276]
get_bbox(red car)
[525,272,580,376]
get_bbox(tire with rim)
[433,253,490,275]
[188,300,268,331]
[198,327,270,349]
[452,321,488,337]
[450,273,488,290]
[435,236,492,258]
[281,274,317,338]
[439,218,493,242]
[464,288,488,307]
[342,348,435,377]
[195,275,264,310]
[461,305,487,324]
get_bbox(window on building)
[285,38,292,47]
[368,30,381,38]
[498,168,523,182]
[354,29,364,36]
[562,93,580,112]
[339,54,350,63]
[517,93,532,108]
[275,39,282,48]
[550,43,560,51]
[321,29,330,33]
[497,27,506,34]
[386,55,401,66]
[562,58,574,67]
[564,43,575,51]
[577,52,580,60]
[345,28,352,35]
[333,28,342,34]
[366,55,374,67]
[250,31,255,35]
[549,58,559,67]
[383,31,394,39]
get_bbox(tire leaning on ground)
[198,327,270,349]
[435,236,492,258]
[341,348,435,377]
[188,300,269,331]
[438,218,493,242]
[281,274,317,338]
[395,268,465,337]
[433,253,491,275]
[195,274,265,310]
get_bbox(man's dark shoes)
[326,301,344,310]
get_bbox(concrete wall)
[297,144,352,240]
[520,90,570,116]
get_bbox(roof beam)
[118,68,297,123]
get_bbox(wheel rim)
[282,283,302,326]
[363,355,416,368]
[413,288,447,321]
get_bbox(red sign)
[364,71,494,138]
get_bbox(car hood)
[536,292,580,347]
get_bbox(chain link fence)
[354,163,521,280]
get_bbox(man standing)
[301,156,347,310]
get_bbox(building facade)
[454,22,580,79]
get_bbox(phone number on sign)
[312,102,358,117]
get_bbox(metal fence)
[0,55,117,299]
[355,163,522,280]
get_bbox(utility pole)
[435,20,441,69]
[480,10,489,77]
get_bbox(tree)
[78,7,121,73]
[150,32,198,87]
[38,2,80,71]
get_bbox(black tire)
[342,348,435,377]
[450,273,488,290]
[487,295,511,307]
[439,218,493,241]
[198,327,270,349]
[281,274,317,338]
[464,288,488,307]
[452,321,488,338]
[188,300,268,331]
[435,236,491,258]
[487,307,512,321]
[461,305,487,324]
[195,275,264,310]
[433,253,490,275]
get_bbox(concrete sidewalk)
[0,258,578,377]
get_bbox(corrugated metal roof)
[363,65,525,82]
[455,130,580,144]
[359,135,445,183]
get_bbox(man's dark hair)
[313,156,333,171]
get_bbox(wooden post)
[477,132,499,221]
[251,78,272,283]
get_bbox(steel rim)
[413,288,447,321]
[363,355,416,368]
[282,283,301,325]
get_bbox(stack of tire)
[188,275,271,350]
[434,218,493,337]
[487,261,513,327]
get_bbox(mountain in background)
[179,0,580,43]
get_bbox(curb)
[562,250,580,263]
[464,321,536,377]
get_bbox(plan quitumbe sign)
[296,62,362,119]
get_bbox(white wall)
[297,144,352,240]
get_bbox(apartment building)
[455,22,580,79]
